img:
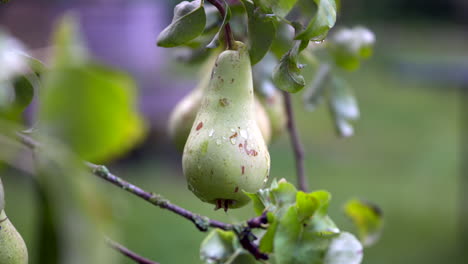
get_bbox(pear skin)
[0,210,28,264]
[168,55,272,151]
[182,42,270,210]
[257,88,287,142]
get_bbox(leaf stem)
[282,91,308,192]
[106,238,159,264]
[206,0,234,49]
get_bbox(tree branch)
[282,91,308,192]
[106,238,159,264]
[15,132,269,260]
[206,0,234,49]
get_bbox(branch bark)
[282,91,308,192]
[106,238,159,264]
[15,132,269,260]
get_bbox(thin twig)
[206,0,234,49]
[282,91,308,192]
[14,132,269,260]
[106,238,159,264]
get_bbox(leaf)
[254,0,298,18]
[0,74,36,121]
[200,229,256,264]
[200,229,237,263]
[302,63,331,111]
[306,190,340,236]
[328,27,376,71]
[296,191,319,222]
[295,0,337,41]
[52,14,88,67]
[39,64,146,162]
[12,75,34,112]
[270,180,297,206]
[328,75,359,138]
[0,29,28,80]
[206,0,231,49]
[34,138,119,264]
[259,214,278,253]
[274,206,332,264]
[344,199,383,247]
[273,41,306,93]
[157,0,206,47]
[38,15,146,162]
[324,232,363,264]
[241,0,277,65]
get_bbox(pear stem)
[106,238,159,264]
[206,0,235,50]
[282,91,308,192]
[15,132,269,260]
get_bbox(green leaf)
[344,199,383,247]
[12,75,34,112]
[200,229,256,264]
[0,74,36,121]
[259,215,277,253]
[52,14,88,67]
[328,75,359,138]
[296,191,319,223]
[274,206,332,264]
[39,64,146,162]
[34,137,119,264]
[206,0,231,49]
[200,229,237,263]
[38,16,146,162]
[302,63,330,111]
[245,191,266,215]
[273,41,306,93]
[157,0,206,47]
[328,27,375,71]
[295,0,337,41]
[241,0,277,65]
[306,190,340,236]
[270,180,297,206]
[254,0,298,18]
[324,232,363,264]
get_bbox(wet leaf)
[157,0,206,47]
[273,41,306,93]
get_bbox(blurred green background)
[0,0,465,263]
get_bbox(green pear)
[0,178,4,212]
[257,88,287,142]
[182,42,270,210]
[254,97,271,144]
[0,179,28,264]
[168,55,271,151]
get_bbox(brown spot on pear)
[182,42,270,209]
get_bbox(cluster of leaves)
[0,15,147,264]
[157,0,375,137]
[200,179,383,264]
